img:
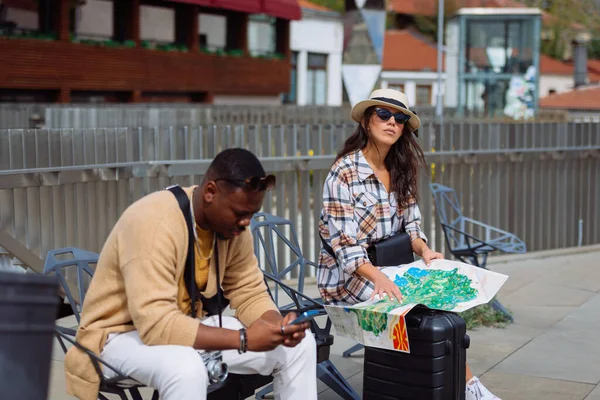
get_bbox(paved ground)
[47,244,600,400]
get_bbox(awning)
[169,0,213,5]
[211,0,262,14]
[168,0,301,20]
[261,0,302,20]
[3,0,38,12]
[169,0,261,14]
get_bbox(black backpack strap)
[320,233,335,258]
[167,185,197,318]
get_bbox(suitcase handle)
[405,305,435,329]
[405,313,426,329]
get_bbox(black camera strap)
[167,185,223,327]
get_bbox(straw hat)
[350,88,421,133]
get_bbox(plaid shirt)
[317,149,428,305]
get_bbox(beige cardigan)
[64,186,278,400]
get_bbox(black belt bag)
[321,231,415,267]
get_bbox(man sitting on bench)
[64,148,317,400]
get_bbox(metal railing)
[0,121,599,276]
[0,103,579,130]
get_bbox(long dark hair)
[336,107,427,208]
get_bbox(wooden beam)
[58,88,71,103]
[130,90,142,103]
[113,0,140,44]
[0,231,44,274]
[226,11,248,54]
[38,0,53,35]
[275,18,291,60]
[55,0,70,41]
[175,3,199,51]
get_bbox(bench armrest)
[262,270,324,313]
[441,223,502,253]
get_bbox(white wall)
[72,1,226,46]
[539,75,574,97]
[140,5,174,42]
[390,73,571,110]
[380,71,446,107]
[6,8,38,30]
[77,0,112,38]
[290,16,343,106]
[326,53,343,106]
[199,14,226,49]
[290,17,342,55]
[444,18,460,108]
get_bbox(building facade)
[538,55,600,98]
[379,29,445,107]
[284,1,343,106]
[444,8,542,119]
[0,0,300,104]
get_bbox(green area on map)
[348,267,479,336]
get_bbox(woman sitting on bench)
[316,88,500,400]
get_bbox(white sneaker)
[466,377,501,400]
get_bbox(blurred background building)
[0,0,300,104]
[1,0,599,115]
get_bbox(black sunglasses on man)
[215,174,276,192]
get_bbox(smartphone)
[287,310,320,326]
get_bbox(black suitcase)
[362,306,470,400]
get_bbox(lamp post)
[436,0,445,129]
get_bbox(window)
[248,14,276,57]
[0,89,58,103]
[465,19,535,74]
[283,52,298,104]
[71,91,129,103]
[387,84,404,92]
[465,78,510,117]
[306,53,327,105]
[415,85,432,105]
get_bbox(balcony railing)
[0,36,291,99]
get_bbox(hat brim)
[351,99,421,133]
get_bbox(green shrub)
[461,302,512,330]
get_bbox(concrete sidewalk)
[48,245,600,399]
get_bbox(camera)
[200,351,228,383]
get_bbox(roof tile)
[383,29,444,71]
[298,0,333,13]
[388,0,584,29]
[539,85,600,109]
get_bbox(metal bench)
[251,212,360,400]
[44,247,269,400]
[430,183,527,321]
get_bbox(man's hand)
[421,248,444,266]
[280,312,309,348]
[246,312,309,352]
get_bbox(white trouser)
[101,315,318,400]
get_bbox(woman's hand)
[422,248,444,266]
[371,270,403,302]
